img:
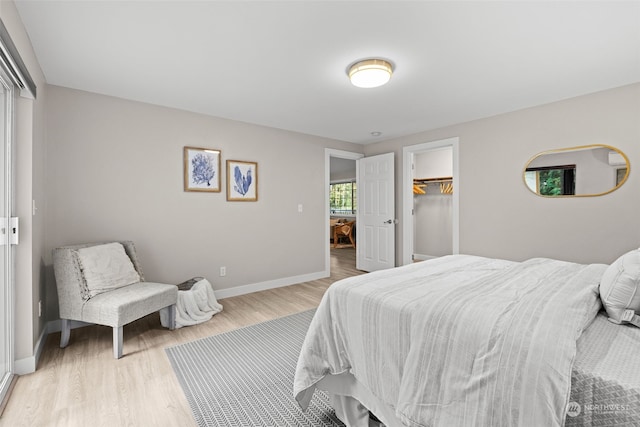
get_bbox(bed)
[293,254,640,427]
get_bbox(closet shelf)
[413,177,453,195]
[413,176,453,184]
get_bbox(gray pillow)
[75,242,141,299]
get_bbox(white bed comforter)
[294,255,606,427]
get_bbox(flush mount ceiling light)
[348,59,393,88]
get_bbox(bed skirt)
[316,373,403,427]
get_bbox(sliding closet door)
[0,69,14,409]
[0,18,36,409]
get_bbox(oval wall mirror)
[524,144,630,197]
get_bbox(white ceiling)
[15,1,640,144]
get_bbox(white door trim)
[402,137,460,265]
[325,149,364,275]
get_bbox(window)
[525,165,576,196]
[330,181,356,215]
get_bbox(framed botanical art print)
[184,146,221,192]
[227,160,258,201]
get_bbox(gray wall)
[330,157,356,182]
[365,83,640,265]
[44,85,362,319]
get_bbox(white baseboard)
[413,254,439,261]
[14,325,48,375]
[214,270,328,300]
[15,270,328,374]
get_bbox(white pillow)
[599,248,640,326]
[76,242,141,298]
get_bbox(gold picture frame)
[226,160,258,201]
[184,146,221,192]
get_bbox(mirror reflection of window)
[616,168,627,186]
[525,165,576,196]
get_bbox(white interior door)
[357,152,395,272]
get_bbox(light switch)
[298,204,303,213]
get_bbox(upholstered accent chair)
[52,241,178,359]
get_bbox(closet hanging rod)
[413,176,453,184]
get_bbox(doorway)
[325,149,363,275]
[402,138,460,265]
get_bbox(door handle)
[384,219,393,224]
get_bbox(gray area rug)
[166,309,345,426]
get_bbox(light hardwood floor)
[1,248,362,427]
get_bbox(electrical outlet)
[38,300,42,317]
[220,266,226,277]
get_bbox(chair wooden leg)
[113,326,123,359]
[168,304,176,330]
[60,319,71,348]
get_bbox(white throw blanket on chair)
[160,278,223,328]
